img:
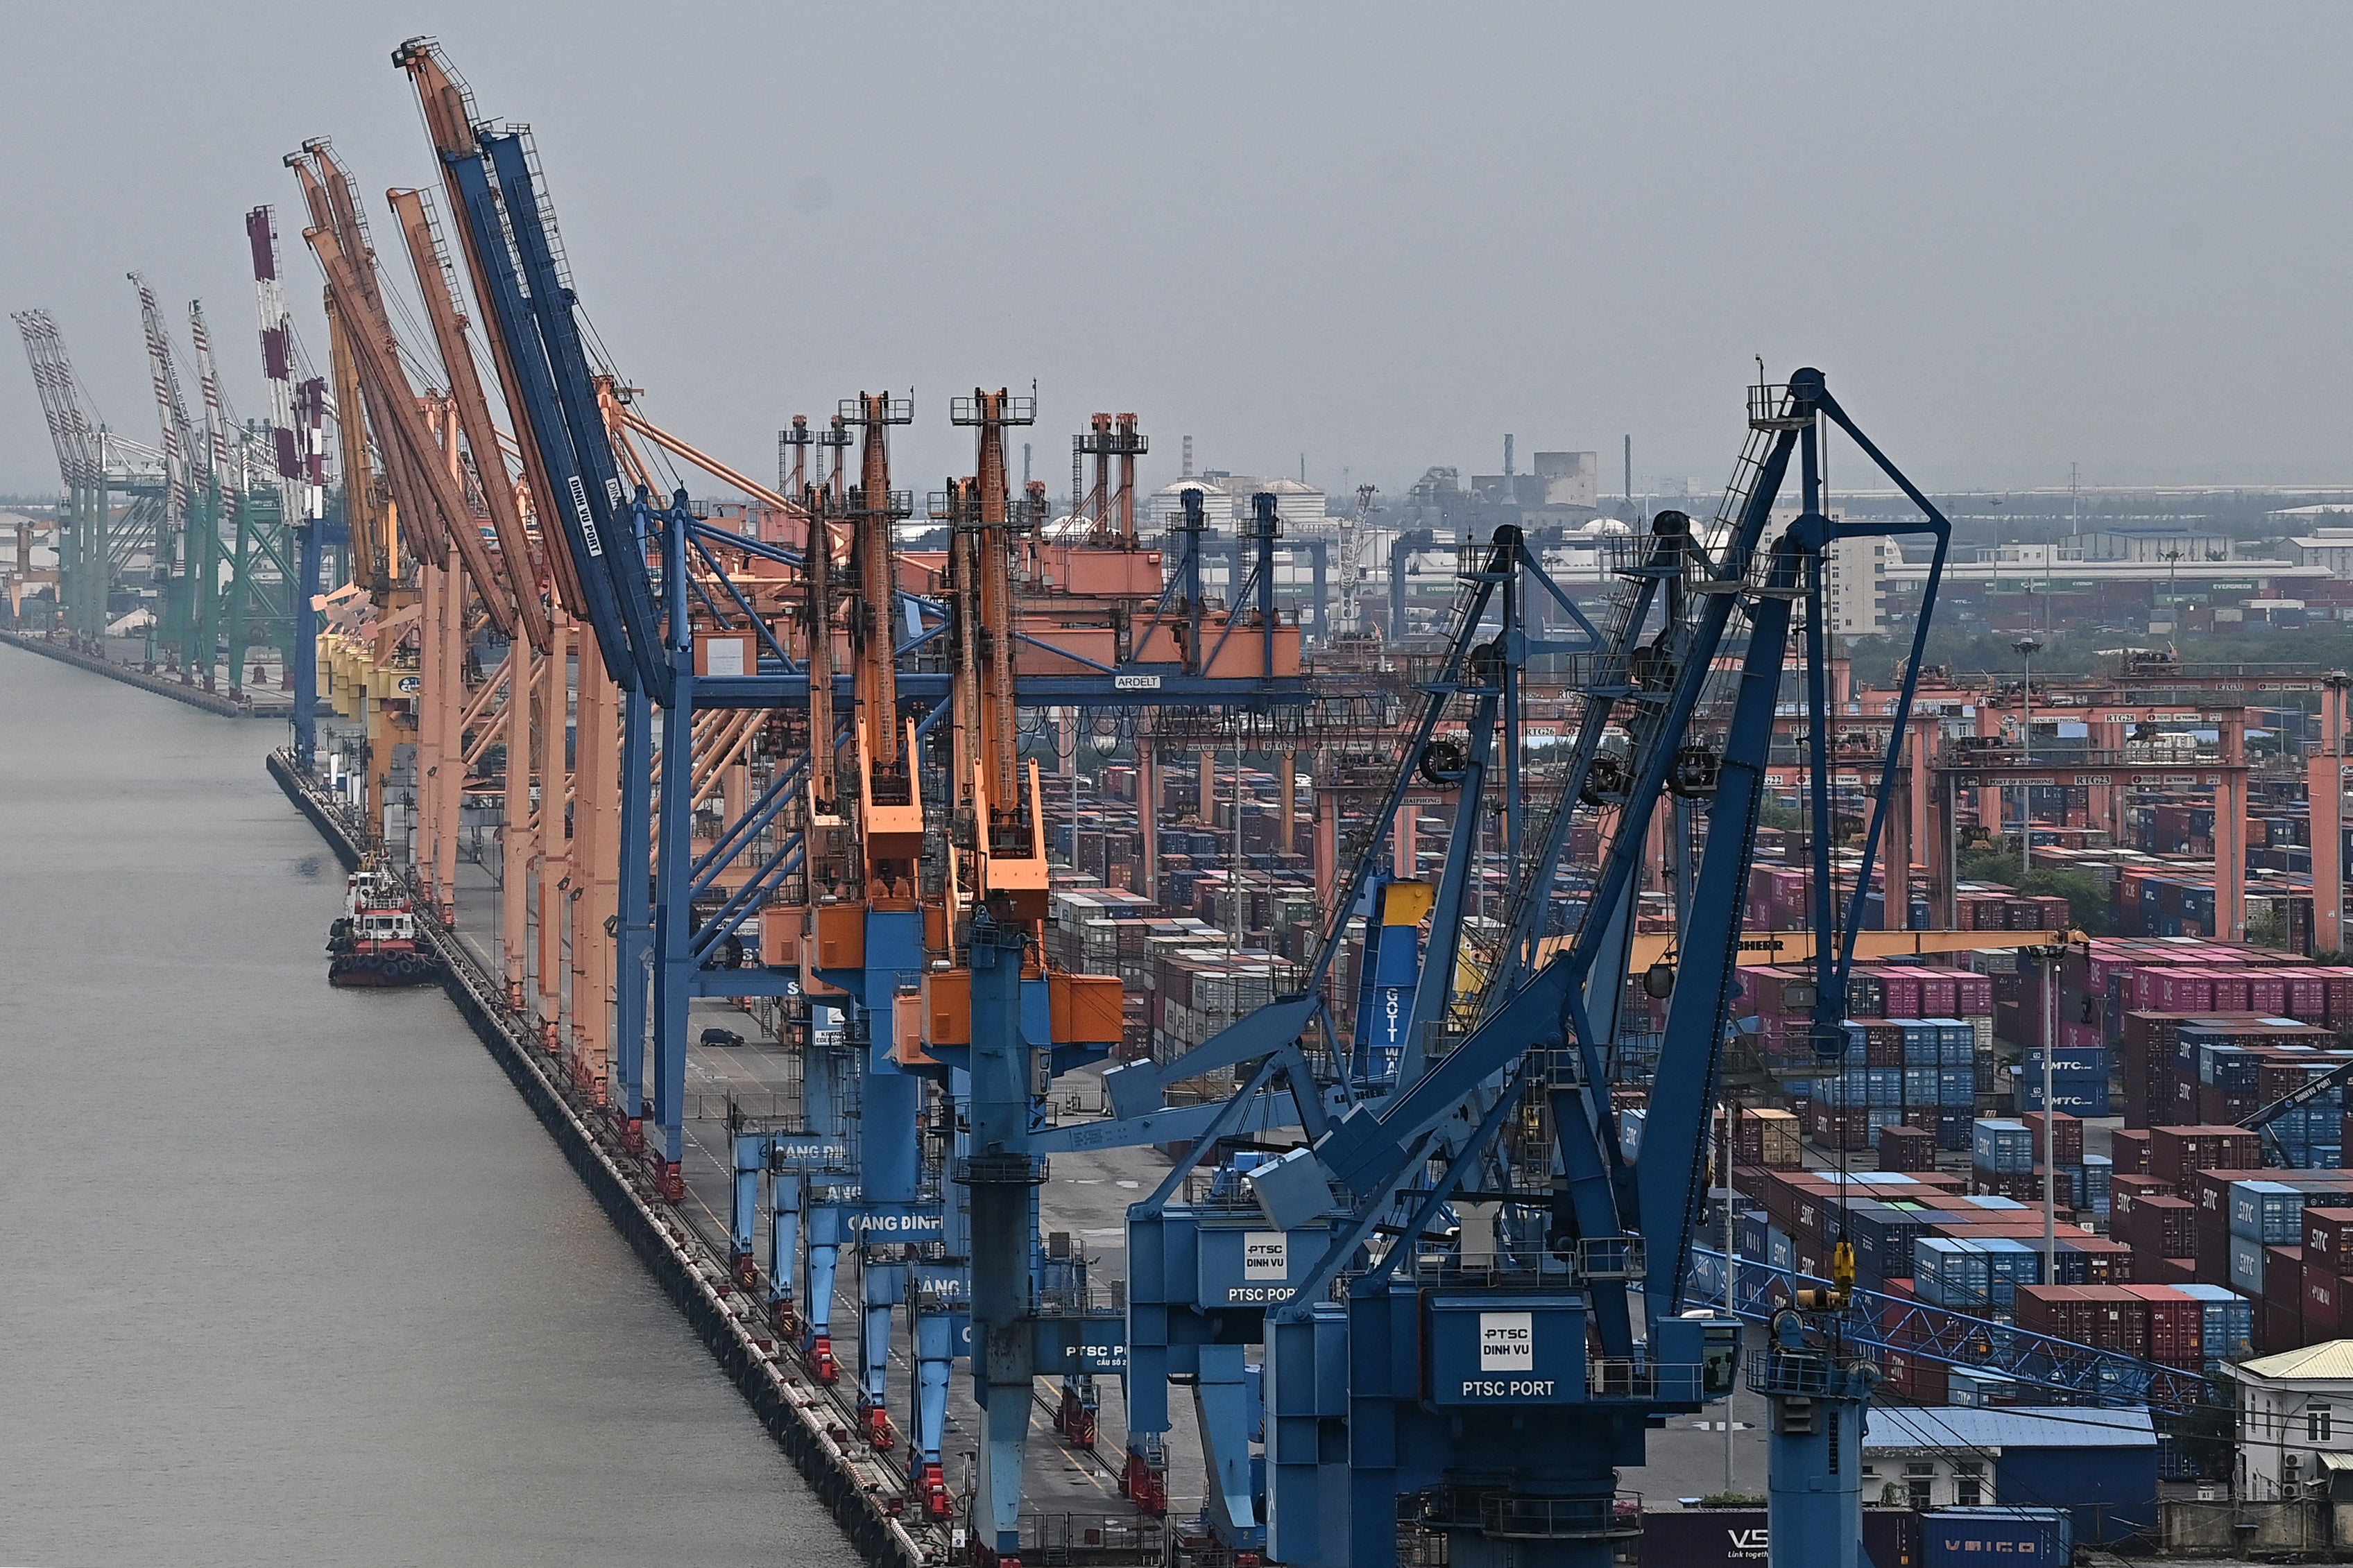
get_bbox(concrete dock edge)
[3,630,268,718]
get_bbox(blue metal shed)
[1865,1405,2158,1547]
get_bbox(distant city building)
[2088,526,2234,564]
[1471,451,1602,530]
[2287,526,2353,576]
[1148,477,1238,528]
[1825,533,1890,637]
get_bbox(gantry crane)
[128,273,203,678]
[10,308,147,644]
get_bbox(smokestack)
[1182,435,1195,478]
[1023,442,1032,485]
[1623,435,1633,510]
[1504,434,1514,477]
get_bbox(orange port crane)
[948,388,1049,932]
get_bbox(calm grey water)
[0,647,855,1567]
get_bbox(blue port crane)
[1085,370,1957,1568]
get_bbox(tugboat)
[327,863,439,987]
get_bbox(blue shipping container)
[1924,1508,2072,1568]
[2019,1080,2112,1116]
[1974,1119,2035,1173]
[2227,1233,2269,1295]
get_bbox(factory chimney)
[1504,434,1514,477]
[1182,435,1195,478]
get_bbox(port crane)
[10,309,166,645]
[365,45,1990,1563]
[1076,370,1958,1568]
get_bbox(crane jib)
[568,474,603,556]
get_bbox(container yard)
[17,13,2353,1568]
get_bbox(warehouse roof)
[2234,1340,2353,1384]
[1865,1406,2157,1451]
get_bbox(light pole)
[2012,636,2041,874]
[2034,941,2065,1282]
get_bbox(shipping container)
[1923,1508,2071,1568]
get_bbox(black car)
[699,1026,746,1047]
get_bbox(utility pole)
[2037,943,2063,1282]
[1722,1101,1738,1496]
[2013,636,2041,874]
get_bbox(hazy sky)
[6,4,2350,505]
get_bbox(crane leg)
[913,1308,952,1517]
[804,1205,843,1384]
[860,1259,902,1448]
[1192,1343,1261,1549]
[767,1173,802,1333]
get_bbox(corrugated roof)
[1865,1406,2156,1451]
[2236,1339,2353,1382]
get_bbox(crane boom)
[395,37,592,623]
[387,184,550,651]
[289,145,520,637]
[129,273,196,534]
[11,310,101,490]
[187,300,234,496]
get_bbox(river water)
[0,647,855,1567]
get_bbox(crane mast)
[948,388,1045,931]
[843,391,919,899]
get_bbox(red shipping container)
[1879,1124,1937,1173]
[2022,1111,2085,1166]
[2305,1269,2353,1342]
[2246,973,2288,1015]
[2148,1127,2266,1182]
[2210,974,2254,1013]
[2158,972,2216,1012]
[2195,1213,2233,1286]
[2137,1253,2196,1285]
[2016,1284,2095,1343]
[2111,1128,2153,1175]
[2304,1207,2353,1270]
[1882,974,1923,1019]
[2265,1246,2307,1320]
[1919,974,1959,1017]
[1880,1347,1950,1405]
[2110,1171,2177,1221]
[2284,972,2328,1022]
[1956,974,1994,1015]
[2125,1284,2205,1368]
[2074,1237,2136,1284]
[2260,1299,2307,1356]
[2125,1194,2199,1260]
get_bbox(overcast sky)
[5,3,2350,506]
